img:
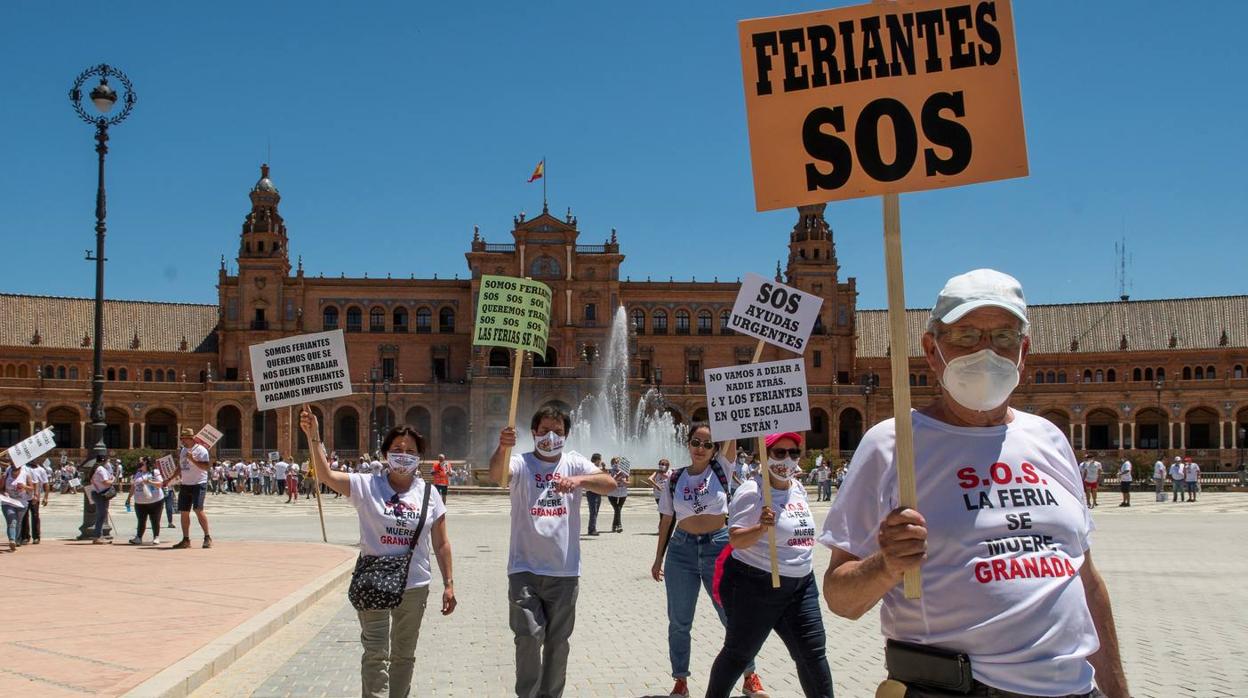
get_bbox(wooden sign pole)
[501,349,524,489]
[750,340,781,588]
[311,443,329,543]
[882,193,921,599]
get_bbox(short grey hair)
[926,317,1030,336]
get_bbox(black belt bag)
[885,639,974,695]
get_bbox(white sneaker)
[151,537,161,545]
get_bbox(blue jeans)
[707,556,833,697]
[3,503,25,544]
[664,527,755,679]
[92,491,110,538]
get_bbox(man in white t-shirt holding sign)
[164,427,213,549]
[820,270,1127,698]
[489,405,617,698]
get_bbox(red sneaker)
[742,672,770,697]
[669,677,689,697]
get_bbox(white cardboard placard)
[729,272,824,353]
[195,424,224,449]
[705,358,810,442]
[6,428,56,468]
[248,329,353,411]
[268,451,280,462]
[156,455,177,480]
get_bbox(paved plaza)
[19,488,1248,697]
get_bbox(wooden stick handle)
[501,350,524,489]
[749,340,780,588]
[883,193,921,599]
[312,443,329,543]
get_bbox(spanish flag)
[527,159,544,183]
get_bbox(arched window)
[720,309,734,335]
[653,310,668,335]
[154,369,165,382]
[1182,366,1191,380]
[323,306,339,330]
[369,307,385,332]
[918,374,928,386]
[346,306,363,332]
[415,308,432,334]
[106,368,116,381]
[697,310,712,335]
[675,310,691,335]
[1034,370,1044,384]
[1206,365,1216,379]
[1057,371,1067,383]
[632,308,646,335]
[119,368,128,381]
[1106,369,1116,382]
[1193,367,1203,380]
[1094,369,1104,383]
[144,369,153,381]
[56,366,66,379]
[1082,369,1092,382]
[16,365,26,378]
[1157,367,1165,380]
[167,370,176,382]
[910,373,918,386]
[439,308,455,333]
[393,307,408,333]
[1144,367,1154,381]
[1234,365,1244,379]
[69,367,78,379]
[1132,368,1142,382]
[529,255,562,278]
[1046,370,1056,383]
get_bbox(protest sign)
[248,329,353,411]
[195,425,224,449]
[68,477,82,489]
[473,275,552,355]
[6,427,56,468]
[0,494,23,508]
[156,455,176,481]
[60,453,68,466]
[730,272,824,352]
[616,457,632,477]
[268,451,281,462]
[738,0,1026,210]
[705,359,810,442]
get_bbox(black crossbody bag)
[885,639,974,694]
[348,482,432,611]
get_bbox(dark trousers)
[135,501,162,538]
[436,484,448,501]
[706,556,834,698]
[91,491,111,538]
[585,493,602,533]
[276,479,286,495]
[607,495,626,530]
[20,499,40,542]
[164,491,177,523]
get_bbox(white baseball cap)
[929,269,1028,328]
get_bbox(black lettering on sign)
[779,28,809,93]
[975,2,1002,66]
[922,91,972,176]
[885,13,916,77]
[837,20,859,84]
[858,16,889,81]
[915,10,945,73]
[807,25,840,88]
[855,98,917,182]
[751,32,778,96]
[946,4,976,70]
[803,106,852,191]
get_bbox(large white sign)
[248,329,353,411]
[5,427,56,468]
[729,272,824,353]
[156,455,177,481]
[195,424,224,449]
[705,358,810,441]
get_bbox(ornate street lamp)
[69,64,136,539]
[382,378,391,450]
[369,366,380,455]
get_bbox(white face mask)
[534,432,565,458]
[937,345,1021,412]
[387,452,421,476]
[768,458,799,479]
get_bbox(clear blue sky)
[2,1,1244,310]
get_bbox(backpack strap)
[407,481,434,553]
[710,459,732,502]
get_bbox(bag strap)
[407,481,434,553]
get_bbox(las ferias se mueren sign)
[730,272,824,353]
[248,329,353,411]
[473,275,552,355]
[705,358,811,442]
[738,0,1027,210]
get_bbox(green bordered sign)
[473,275,552,355]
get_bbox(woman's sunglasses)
[687,437,715,449]
[769,448,801,459]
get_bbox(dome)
[252,163,278,193]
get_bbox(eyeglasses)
[687,437,715,449]
[939,327,1024,350]
[769,448,801,459]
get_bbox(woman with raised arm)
[300,404,456,698]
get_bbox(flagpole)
[542,156,547,211]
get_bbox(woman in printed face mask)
[651,423,768,698]
[706,432,833,698]
[300,405,456,698]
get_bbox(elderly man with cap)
[1169,457,1185,502]
[163,427,213,549]
[820,269,1128,697]
[1183,457,1200,502]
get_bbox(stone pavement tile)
[6,537,353,697]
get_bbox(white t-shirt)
[1118,461,1132,482]
[1185,462,1200,482]
[608,465,629,498]
[132,471,166,505]
[1153,461,1166,480]
[1081,460,1102,483]
[507,451,600,577]
[3,466,31,504]
[658,455,733,522]
[370,460,383,476]
[730,478,816,577]
[274,461,289,479]
[179,444,211,485]
[651,469,670,497]
[90,463,114,494]
[29,465,49,493]
[820,411,1097,696]
[349,473,446,589]
[1169,462,1184,480]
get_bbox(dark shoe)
[588,530,599,536]
[613,526,623,533]
[32,538,39,545]
[171,538,192,549]
[202,536,213,549]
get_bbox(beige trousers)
[357,585,430,698]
